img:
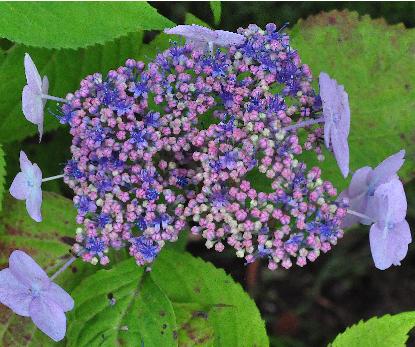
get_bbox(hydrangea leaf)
[290,10,415,190]
[0,2,173,49]
[330,312,415,347]
[0,31,143,143]
[64,251,267,346]
[210,1,222,26]
[0,145,5,212]
[152,251,269,347]
[173,302,215,346]
[66,263,177,347]
[0,192,77,268]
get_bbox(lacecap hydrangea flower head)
[2,22,411,341]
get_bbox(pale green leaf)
[0,2,173,49]
[330,312,415,347]
[290,10,415,190]
[0,31,143,143]
[210,2,222,26]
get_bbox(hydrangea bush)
[0,3,413,345]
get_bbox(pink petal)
[214,30,245,46]
[24,53,42,93]
[369,150,405,187]
[22,85,44,125]
[369,220,411,270]
[330,127,349,178]
[44,283,74,312]
[26,185,42,222]
[348,166,371,197]
[9,172,29,200]
[9,250,49,288]
[0,268,31,317]
[29,296,67,342]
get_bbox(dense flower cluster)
[58,23,346,269]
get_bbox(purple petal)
[371,178,407,224]
[164,25,217,42]
[323,121,332,149]
[213,30,245,46]
[0,268,31,317]
[41,76,49,102]
[9,250,49,288]
[9,172,29,200]
[26,184,42,222]
[29,296,67,342]
[336,83,350,136]
[44,283,74,312]
[348,166,371,197]
[24,53,42,93]
[369,150,405,188]
[338,189,368,228]
[330,127,349,178]
[22,85,44,125]
[369,220,411,270]
[19,150,32,173]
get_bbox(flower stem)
[42,174,65,182]
[347,209,374,223]
[281,116,325,132]
[50,256,77,281]
[42,94,68,104]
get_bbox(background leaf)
[0,2,173,49]
[210,1,222,26]
[0,192,76,268]
[0,145,5,212]
[330,312,415,347]
[290,10,415,190]
[0,31,143,143]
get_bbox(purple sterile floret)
[22,53,49,141]
[0,250,74,341]
[9,151,43,222]
[368,179,411,270]
[339,150,405,228]
[319,72,350,178]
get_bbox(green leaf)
[210,2,222,26]
[330,312,415,347]
[0,145,5,212]
[65,250,268,347]
[0,31,143,143]
[67,263,177,347]
[185,13,211,28]
[0,192,76,268]
[291,10,415,190]
[0,2,174,49]
[152,251,269,347]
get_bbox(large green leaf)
[65,251,268,347]
[330,312,415,347]
[67,262,177,347]
[152,251,269,347]
[0,2,173,49]
[0,145,5,212]
[291,11,415,190]
[0,31,143,143]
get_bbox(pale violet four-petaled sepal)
[368,179,411,270]
[0,250,74,341]
[22,53,49,141]
[9,151,43,222]
[319,72,350,178]
[338,149,405,228]
[164,24,245,53]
